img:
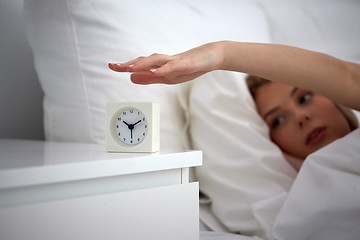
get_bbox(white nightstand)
[0,139,202,240]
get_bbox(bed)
[2,0,360,239]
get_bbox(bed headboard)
[0,0,44,140]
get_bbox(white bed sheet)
[201,128,360,240]
[200,231,262,240]
[252,129,360,240]
[272,128,360,240]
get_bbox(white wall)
[0,0,44,140]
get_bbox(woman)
[108,41,360,169]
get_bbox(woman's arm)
[109,41,360,110]
[222,42,360,110]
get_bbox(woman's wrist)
[214,41,230,71]
[216,40,244,72]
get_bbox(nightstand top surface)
[0,139,201,190]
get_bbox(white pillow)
[24,0,269,151]
[261,0,360,62]
[190,72,297,237]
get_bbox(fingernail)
[128,64,135,68]
[150,69,157,73]
[108,63,117,69]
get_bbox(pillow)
[24,0,268,151]
[261,0,360,62]
[190,72,297,237]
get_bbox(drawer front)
[0,182,199,240]
[0,168,183,207]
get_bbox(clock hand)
[123,121,135,130]
[133,120,142,126]
[125,120,141,140]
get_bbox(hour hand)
[123,121,130,126]
[133,120,142,126]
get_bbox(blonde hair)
[245,75,271,99]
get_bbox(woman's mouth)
[306,127,327,146]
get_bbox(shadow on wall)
[0,0,44,140]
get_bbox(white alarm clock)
[106,102,160,153]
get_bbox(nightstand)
[0,139,202,240]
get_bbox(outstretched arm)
[109,41,360,110]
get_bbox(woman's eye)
[299,92,312,104]
[272,116,284,129]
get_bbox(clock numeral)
[116,125,119,128]
[130,140,133,144]
[123,138,126,141]
[143,117,145,121]
[143,133,146,136]
[118,133,120,136]
[122,112,126,115]
[144,125,147,128]
[117,117,121,121]
[137,138,140,142]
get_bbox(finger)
[108,63,126,72]
[149,59,193,76]
[131,70,205,85]
[109,56,146,72]
[109,54,173,73]
[130,53,174,72]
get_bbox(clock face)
[114,108,149,145]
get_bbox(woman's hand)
[108,42,226,85]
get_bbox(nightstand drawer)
[0,182,199,240]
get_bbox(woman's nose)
[297,111,311,127]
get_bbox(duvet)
[201,128,360,240]
[272,128,360,240]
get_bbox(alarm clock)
[106,102,160,153]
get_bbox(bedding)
[200,231,262,240]
[200,129,360,240]
[265,129,360,240]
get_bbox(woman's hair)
[245,75,271,99]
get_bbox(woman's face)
[255,82,351,159]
